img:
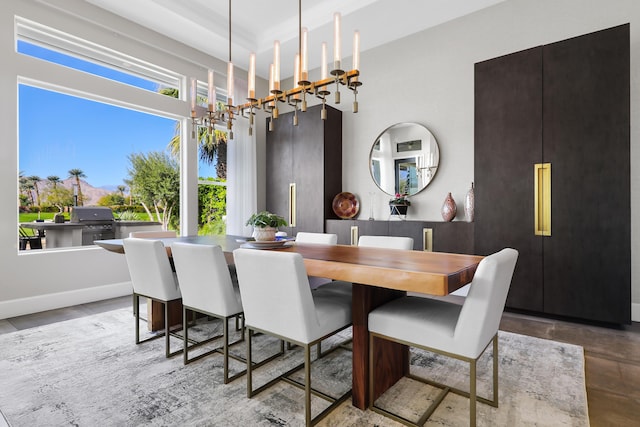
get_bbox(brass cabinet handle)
[288,183,296,227]
[534,163,551,236]
[350,226,359,246]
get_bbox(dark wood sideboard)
[326,219,474,255]
[474,24,631,324]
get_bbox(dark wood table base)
[352,284,409,409]
[148,299,183,331]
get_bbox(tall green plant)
[198,178,226,235]
[125,151,179,230]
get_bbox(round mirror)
[369,122,440,196]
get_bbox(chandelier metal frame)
[190,0,362,140]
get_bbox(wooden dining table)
[95,234,483,410]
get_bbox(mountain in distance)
[98,184,121,193]
[58,178,122,206]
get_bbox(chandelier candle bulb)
[300,27,309,83]
[247,53,256,100]
[190,78,197,117]
[293,53,300,100]
[207,69,215,112]
[273,40,281,92]
[333,12,342,72]
[321,42,328,80]
[352,30,360,83]
[227,61,234,107]
[268,63,275,93]
[318,41,331,102]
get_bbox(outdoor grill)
[70,207,115,245]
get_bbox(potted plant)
[389,193,411,215]
[245,211,287,241]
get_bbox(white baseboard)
[0,282,132,320]
[632,302,640,323]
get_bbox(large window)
[16,18,228,252]
[18,84,181,249]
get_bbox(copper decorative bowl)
[332,192,360,219]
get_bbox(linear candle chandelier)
[191,0,362,139]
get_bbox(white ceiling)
[85,0,505,79]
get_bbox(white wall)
[341,0,640,321]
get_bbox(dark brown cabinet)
[474,24,630,324]
[266,104,342,235]
[326,219,474,255]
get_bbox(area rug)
[0,308,589,426]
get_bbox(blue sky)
[18,41,214,189]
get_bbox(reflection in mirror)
[370,123,439,196]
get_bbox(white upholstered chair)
[358,235,414,250]
[295,231,338,245]
[295,232,350,291]
[171,242,246,382]
[127,231,177,317]
[233,248,353,426]
[129,230,177,238]
[368,248,518,426]
[122,237,183,358]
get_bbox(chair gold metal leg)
[247,328,253,398]
[135,294,140,344]
[244,326,351,425]
[134,294,165,346]
[165,301,171,358]
[183,306,189,364]
[470,359,477,427]
[305,344,312,426]
[223,319,229,383]
[164,301,183,358]
[369,331,499,427]
[368,333,374,408]
[493,334,499,406]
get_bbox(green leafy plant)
[245,211,287,228]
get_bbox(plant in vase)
[245,211,287,241]
[389,193,411,215]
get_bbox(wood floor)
[500,308,640,426]
[1,296,638,426]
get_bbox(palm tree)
[19,173,35,206]
[28,175,42,206]
[117,185,126,196]
[68,168,86,206]
[47,175,61,189]
[18,171,30,205]
[22,181,35,205]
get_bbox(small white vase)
[252,227,277,241]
